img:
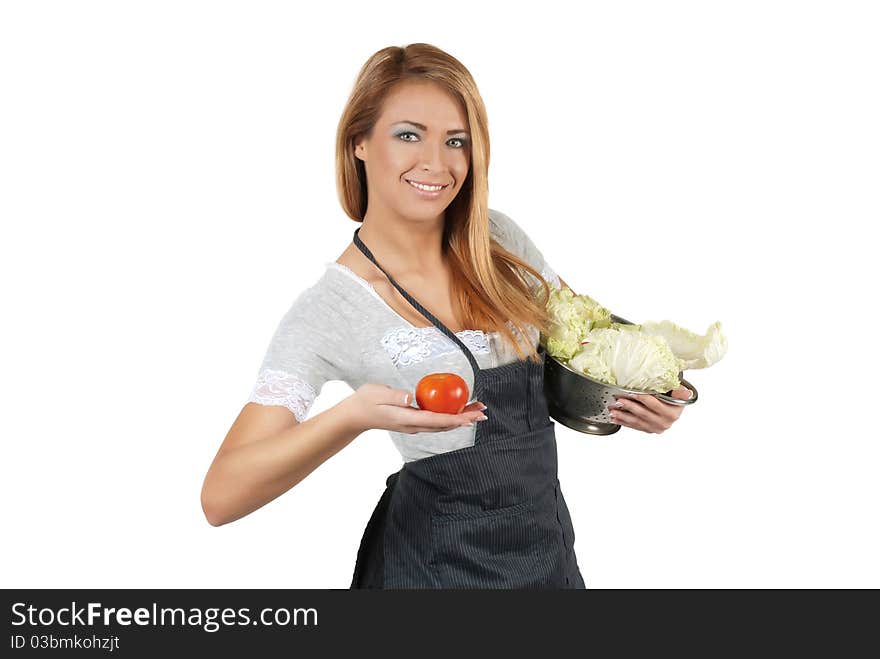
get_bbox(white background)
[2,0,877,588]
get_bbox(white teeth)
[407,179,445,192]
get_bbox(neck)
[356,208,447,275]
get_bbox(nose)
[417,138,448,173]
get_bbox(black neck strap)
[352,226,483,398]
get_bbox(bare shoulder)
[333,244,385,286]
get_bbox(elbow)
[202,498,228,527]
[201,478,228,527]
[203,504,224,528]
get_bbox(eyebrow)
[392,120,469,135]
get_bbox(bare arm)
[200,398,363,527]
[200,387,487,527]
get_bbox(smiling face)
[354,79,471,223]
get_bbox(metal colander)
[543,313,698,435]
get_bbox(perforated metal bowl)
[543,313,698,435]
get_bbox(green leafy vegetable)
[542,284,727,393]
[568,327,682,393]
[637,320,727,370]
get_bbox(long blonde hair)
[335,43,553,363]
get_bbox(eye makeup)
[391,120,469,136]
[393,130,469,148]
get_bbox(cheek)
[369,144,407,179]
[452,157,469,182]
[384,151,407,173]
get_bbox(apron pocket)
[429,501,556,588]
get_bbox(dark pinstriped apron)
[349,227,586,589]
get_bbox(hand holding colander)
[542,313,698,435]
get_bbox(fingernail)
[614,401,624,408]
[478,403,487,411]
[477,414,488,421]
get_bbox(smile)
[405,179,449,192]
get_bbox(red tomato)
[415,373,470,415]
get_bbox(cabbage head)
[568,327,682,393]
[545,285,612,341]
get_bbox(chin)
[399,201,450,217]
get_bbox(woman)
[200,43,689,588]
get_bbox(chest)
[370,276,464,333]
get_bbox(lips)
[405,178,450,189]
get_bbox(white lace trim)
[248,368,317,423]
[380,325,491,368]
[455,329,491,352]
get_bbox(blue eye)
[396,131,468,149]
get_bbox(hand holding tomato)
[344,376,486,435]
[415,372,470,414]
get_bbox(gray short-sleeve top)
[248,208,561,463]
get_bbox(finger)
[658,387,690,423]
[411,428,468,435]
[616,393,665,415]
[408,421,474,434]
[668,385,692,401]
[614,389,687,428]
[414,402,485,421]
[612,394,654,417]
[611,396,664,428]
[609,407,654,433]
[414,400,484,414]
[398,407,482,430]
[616,391,686,417]
[381,389,414,407]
